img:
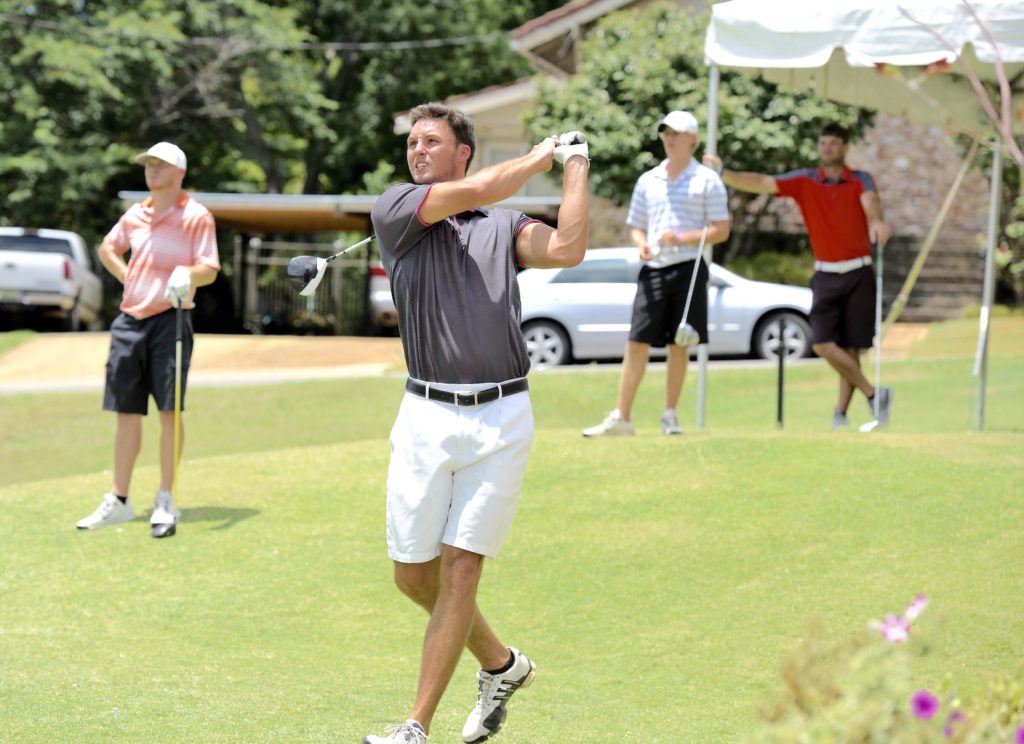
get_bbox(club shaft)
[326,235,373,262]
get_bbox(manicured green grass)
[0,318,1021,742]
[0,329,35,357]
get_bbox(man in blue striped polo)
[584,110,730,437]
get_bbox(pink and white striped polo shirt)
[105,191,220,319]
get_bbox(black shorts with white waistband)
[809,266,876,349]
[628,260,709,347]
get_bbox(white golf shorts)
[386,377,534,563]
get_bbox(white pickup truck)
[0,227,104,331]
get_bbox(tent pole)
[697,62,720,430]
[974,135,1002,431]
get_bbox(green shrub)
[749,598,1024,742]
[728,251,814,287]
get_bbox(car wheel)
[754,312,811,360]
[522,320,571,367]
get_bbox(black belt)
[405,378,529,406]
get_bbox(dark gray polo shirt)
[371,182,539,384]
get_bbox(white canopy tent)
[701,0,1024,430]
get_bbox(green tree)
[523,1,873,260]
[294,0,564,196]
[0,0,330,243]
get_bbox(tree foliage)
[0,0,562,243]
[523,1,873,245]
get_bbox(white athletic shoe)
[363,720,428,744]
[462,647,536,743]
[582,410,635,437]
[150,490,180,526]
[76,493,133,530]
[660,410,683,435]
[832,411,849,430]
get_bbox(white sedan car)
[519,247,814,366]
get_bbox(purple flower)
[904,594,929,621]
[911,689,940,720]
[872,613,910,643]
[1016,724,1024,744]
[943,710,965,737]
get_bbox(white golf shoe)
[462,647,536,743]
[76,493,133,530]
[150,490,180,526]
[582,409,635,437]
[660,409,683,435]
[363,720,428,743]
[832,411,849,430]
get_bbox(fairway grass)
[1,318,1022,741]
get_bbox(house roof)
[393,78,535,133]
[510,0,635,51]
[118,190,561,233]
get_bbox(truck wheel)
[64,307,82,332]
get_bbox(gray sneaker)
[868,387,893,428]
[660,410,683,435]
[832,411,849,430]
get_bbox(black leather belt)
[405,377,529,406]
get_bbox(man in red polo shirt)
[705,123,893,429]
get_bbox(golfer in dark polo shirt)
[363,102,590,744]
[705,122,894,430]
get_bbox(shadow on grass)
[131,506,260,531]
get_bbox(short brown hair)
[409,102,476,169]
[820,122,850,143]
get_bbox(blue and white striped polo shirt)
[626,157,729,269]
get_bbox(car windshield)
[0,236,74,257]
[551,258,638,284]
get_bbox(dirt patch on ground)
[0,333,405,385]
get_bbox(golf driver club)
[152,303,183,539]
[287,235,374,296]
[860,241,884,433]
[674,226,710,348]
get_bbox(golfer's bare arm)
[860,190,893,246]
[418,139,558,225]
[98,238,128,283]
[516,157,590,269]
[702,155,778,195]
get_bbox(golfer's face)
[818,135,847,167]
[659,128,697,158]
[143,158,184,190]
[407,119,468,184]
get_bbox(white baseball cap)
[657,111,699,135]
[134,142,187,170]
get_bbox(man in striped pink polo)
[76,142,220,534]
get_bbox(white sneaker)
[462,647,536,743]
[150,490,180,526]
[832,411,849,430]
[660,410,683,435]
[582,409,635,437]
[364,720,428,744]
[76,493,133,530]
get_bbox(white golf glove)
[553,131,589,165]
[164,265,191,307]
